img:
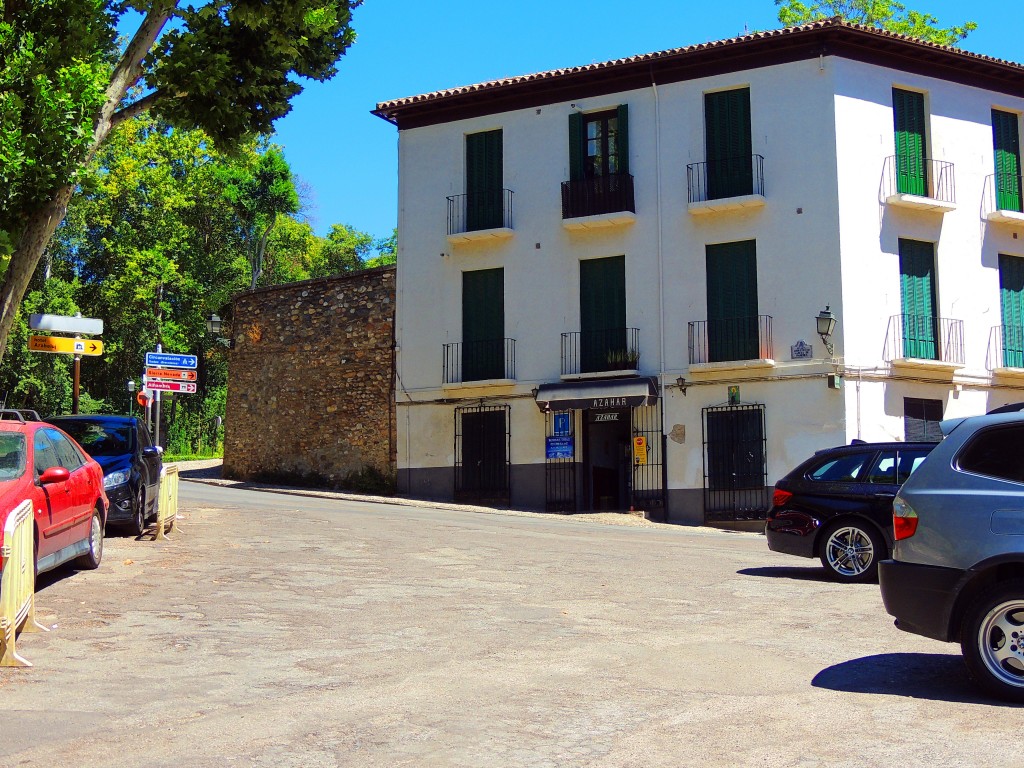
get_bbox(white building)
[374,18,1024,525]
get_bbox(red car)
[0,410,107,575]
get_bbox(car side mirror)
[38,466,70,485]
[143,446,161,457]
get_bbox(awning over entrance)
[534,376,659,412]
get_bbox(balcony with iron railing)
[987,325,1024,376]
[446,189,514,243]
[883,314,964,372]
[561,173,636,230]
[687,316,775,369]
[561,328,640,378]
[686,155,766,214]
[443,338,516,385]
[882,155,956,213]
[983,172,1024,225]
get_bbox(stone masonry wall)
[223,266,396,484]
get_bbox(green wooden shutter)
[898,239,937,359]
[466,129,503,231]
[1000,254,1024,367]
[706,241,758,362]
[704,88,752,199]
[580,256,626,372]
[993,110,1023,213]
[568,112,584,182]
[462,268,504,380]
[893,89,927,196]
[615,104,629,176]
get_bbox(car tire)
[74,509,104,570]
[961,580,1024,703]
[130,487,146,537]
[819,520,885,583]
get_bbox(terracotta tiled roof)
[374,17,1023,123]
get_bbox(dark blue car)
[46,415,162,536]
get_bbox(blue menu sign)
[546,436,574,460]
[146,352,198,369]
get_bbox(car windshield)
[0,432,26,480]
[55,422,133,457]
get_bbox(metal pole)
[72,355,81,414]
[154,344,162,448]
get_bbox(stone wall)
[223,266,396,484]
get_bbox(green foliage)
[775,0,977,45]
[311,223,374,277]
[366,228,397,268]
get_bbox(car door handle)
[874,492,896,498]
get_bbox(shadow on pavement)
[813,652,1017,705]
[737,565,835,583]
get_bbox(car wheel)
[130,487,146,537]
[74,509,104,570]
[819,521,885,583]
[961,580,1024,703]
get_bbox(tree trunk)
[0,185,74,361]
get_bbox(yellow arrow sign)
[29,335,104,356]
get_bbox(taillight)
[892,496,919,540]
[772,488,793,508]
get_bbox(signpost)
[144,348,198,448]
[146,367,197,382]
[147,381,197,394]
[29,314,103,335]
[28,336,103,356]
[145,352,197,370]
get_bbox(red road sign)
[146,367,197,382]
[146,380,197,394]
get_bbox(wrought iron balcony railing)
[883,314,964,365]
[688,316,774,365]
[560,173,635,219]
[686,154,765,203]
[987,324,1024,370]
[882,155,956,204]
[983,172,1024,216]
[446,189,513,235]
[443,338,516,384]
[561,328,640,376]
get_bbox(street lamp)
[816,305,837,357]
[206,313,232,348]
[127,379,136,416]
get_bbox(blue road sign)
[553,412,571,437]
[146,352,198,369]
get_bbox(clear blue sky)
[270,1,1018,242]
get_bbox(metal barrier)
[1,499,48,667]
[155,465,179,541]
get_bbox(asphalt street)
[0,481,1019,767]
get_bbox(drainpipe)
[651,64,669,514]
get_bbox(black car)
[765,441,936,582]
[46,415,162,536]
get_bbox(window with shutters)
[898,239,938,360]
[1000,254,1024,368]
[465,129,504,231]
[563,105,634,219]
[579,256,629,373]
[993,110,1023,213]
[892,89,928,196]
[703,88,754,200]
[904,397,943,442]
[462,268,506,382]
[705,241,760,363]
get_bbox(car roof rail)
[0,409,27,423]
[17,409,41,421]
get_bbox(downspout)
[651,64,669,514]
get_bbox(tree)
[310,223,374,277]
[0,0,360,363]
[366,228,397,268]
[775,1,976,45]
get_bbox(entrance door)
[584,409,630,511]
[702,403,769,521]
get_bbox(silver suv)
[879,409,1024,702]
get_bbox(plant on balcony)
[606,347,640,370]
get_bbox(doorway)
[584,408,631,510]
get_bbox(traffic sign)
[145,352,197,369]
[146,380,197,393]
[146,367,197,382]
[29,335,103,356]
[29,314,103,335]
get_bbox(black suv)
[765,441,936,582]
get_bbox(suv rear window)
[957,425,1024,484]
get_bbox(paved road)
[0,483,1017,767]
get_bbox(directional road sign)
[29,314,103,335]
[146,367,198,382]
[145,352,197,369]
[146,380,197,393]
[29,335,103,356]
